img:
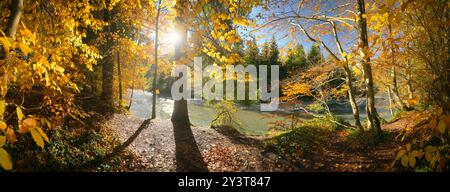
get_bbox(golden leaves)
[0,100,5,117]
[0,134,12,170]
[35,126,49,143]
[6,128,17,144]
[0,148,12,171]
[21,117,48,149]
[393,108,449,171]
[22,117,37,127]
[16,107,24,122]
[19,124,29,133]
[30,128,44,149]
[0,85,7,97]
[396,145,422,168]
[19,42,32,55]
[0,37,11,54]
[0,136,5,147]
[0,121,6,131]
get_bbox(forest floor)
[103,111,416,172]
[106,114,295,171]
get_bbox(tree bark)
[5,0,23,38]
[391,67,406,110]
[344,66,363,131]
[357,0,381,135]
[127,80,134,110]
[117,51,123,107]
[330,22,363,131]
[387,87,393,115]
[388,23,407,111]
[405,60,414,100]
[151,0,162,119]
[100,2,115,108]
[0,0,23,60]
[171,0,190,126]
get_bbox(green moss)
[265,117,333,159]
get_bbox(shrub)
[392,107,450,172]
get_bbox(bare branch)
[289,22,340,61]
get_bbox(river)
[127,89,391,135]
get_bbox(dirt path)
[106,113,295,171]
[105,112,409,172]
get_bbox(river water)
[127,90,391,135]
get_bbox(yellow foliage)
[0,136,5,147]
[23,117,38,127]
[30,128,45,149]
[6,128,17,144]
[19,42,31,55]
[0,37,11,53]
[0,100,4,117]
[393,108,449,171]
[0,148,12,171]
[0,122,6,130]
[16,107,24,122]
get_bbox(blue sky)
[239,1,358,58]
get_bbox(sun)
[161,32,181,45]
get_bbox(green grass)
[265,116,335,159]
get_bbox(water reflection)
[127,90,391,135]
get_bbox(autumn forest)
[0,0,449,173]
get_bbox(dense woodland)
[0,0,448,172]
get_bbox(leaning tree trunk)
[151,0,162,119]
[330,22,363,131]
[343,66,363,131]
[357,0,381,135]
[295,21,363,131]
[5,0,23,39]
[171,0,190,125]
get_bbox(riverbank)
[107,113,298,171]
[103,111,417,171]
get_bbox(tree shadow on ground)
[173,122,209,172]
[80,119,152,170]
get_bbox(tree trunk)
[101,4,115,108]
[344,66,363,131]
[117,51,123,107]
[101,54,114,107]
[294,21,363,131]
[357,0,381,135]
[330,22,363,131]
[391,67,406,110]
[171,0,190,126]
[127,80,134,110]
[387,87,393,116]
[405,60,414,100]
[388,23,407,111]
[151,0,162,119]
[0,0,23,60]
[5,0,23,38]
